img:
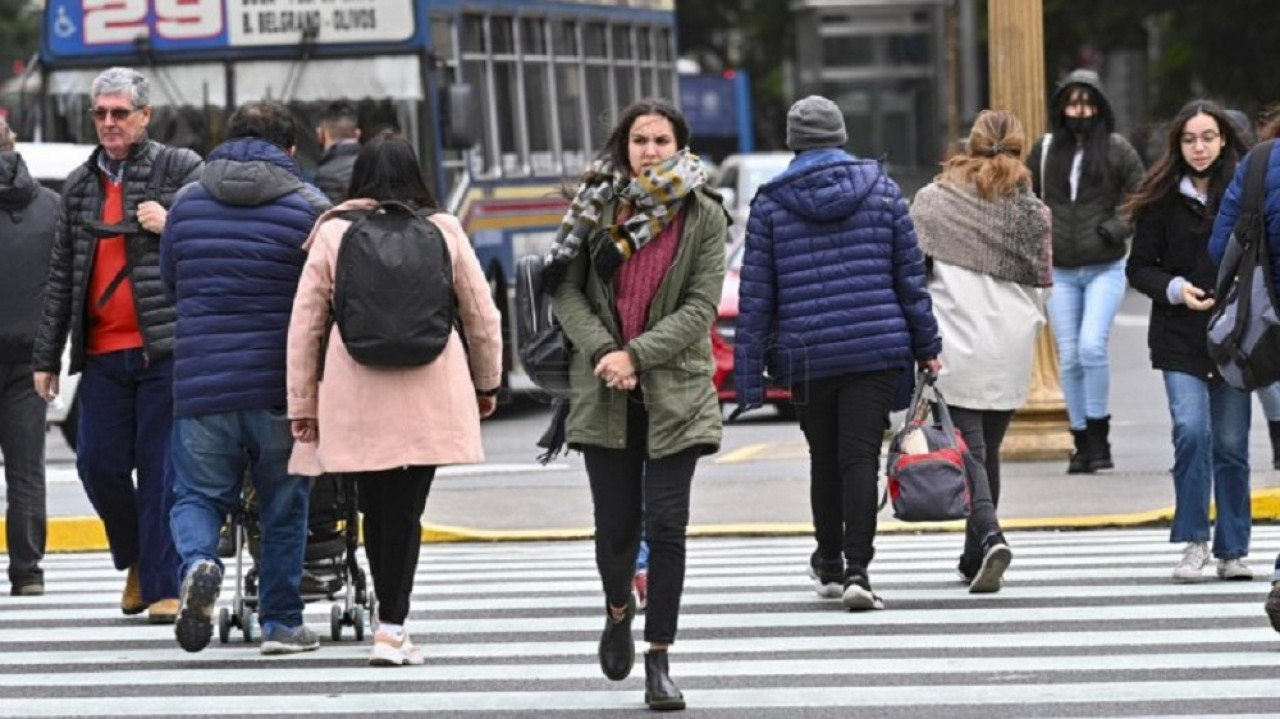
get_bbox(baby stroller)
[218,474,376,643]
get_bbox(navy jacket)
[1209,141,1280,293]
[161,137,330,418]
[733,148,941,407]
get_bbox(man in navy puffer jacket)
[160,100,329,654]
[734,95,941,612]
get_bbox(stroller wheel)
[218,607,231,644]
[240,607,256,643]
[353,605,365,641]
[330,604,343,642]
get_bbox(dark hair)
[226,100,297,150]
[595,97,690,173]
[1260,106,1280,142]
[1046,83,1112,190]
[346,129,438,209]
[1123,100,1247,222]
[319,100,360,139]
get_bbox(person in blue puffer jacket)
[733,95,941,612]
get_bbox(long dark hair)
[595,98,691,173]
[1046,83,1113,192]
[1123,100,1247,223]
[346,129,439,209]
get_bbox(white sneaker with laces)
[1172,541,1210,582]
[369,629,425,666]
[1216,557,1253,580]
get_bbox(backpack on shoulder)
[332,201,456,367]
[1206,140,1280,391]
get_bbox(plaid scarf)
[544,149,706,286]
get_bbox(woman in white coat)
[910,109,1053,588]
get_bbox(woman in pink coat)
[286,132,502,666]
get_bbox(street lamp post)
[987,0,1073,460]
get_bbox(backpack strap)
[1239,140,1275,219]
[1038,133,1052,200]
[145,146,174,203]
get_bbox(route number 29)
[83,0,223,45]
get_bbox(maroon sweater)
[614,208,685,344]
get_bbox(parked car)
[16,142,97,450]
[712,152,792,241]
[711,241,794,419]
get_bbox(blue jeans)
[169,409,309,627]
[1047,260,1127,429]
[1162,371,1252,559]
[1255,383,1280,422]
[77,349,181,601]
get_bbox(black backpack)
[1206,140,1280,390]
[332,201,455,367]
[515,253,572,396]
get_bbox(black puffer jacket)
[1027,69,1145,268]
[0,152,60,364]
[31,138,202,374]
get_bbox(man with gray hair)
[31,67,202,623]
[0,117,60,596]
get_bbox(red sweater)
[614,208,685,345]
[86,177,143,354]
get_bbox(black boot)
[1068,429,1092,474]
[1269,421,1280,470]
[598,595,636,681]
[644,650,686,711]
[1086,416,1113,471]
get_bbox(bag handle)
[878,369,960,512]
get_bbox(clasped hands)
[595,350,637,391]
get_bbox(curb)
[11,488,1280,553]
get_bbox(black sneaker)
[970,536,1012,594]
[807,551,843,599]
[175,560,223,653]
[1266,581,1280,634]
[841,567,884,611]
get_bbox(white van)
[15,142,96,449]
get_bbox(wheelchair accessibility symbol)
[54,5,77,39]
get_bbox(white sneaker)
[1216,558,1253,580]
[1172,541,1210,582]
[369,629,424,666]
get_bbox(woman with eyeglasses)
[1027,69,1145,475]
[1125,100,1252,582]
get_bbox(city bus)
[30,0,678,392]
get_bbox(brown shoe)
[121,565,146,615]
[147,598,179,624]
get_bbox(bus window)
[554,20,587,175]
[491,15,522,175]
[612,25,637,108]
[522,18,555,176]
[461,13,496,175]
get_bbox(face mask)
[1064,115,1098,135]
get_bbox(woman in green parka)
[547,97,727,712]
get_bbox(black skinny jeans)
[794,370,900,570]
[353,467,435,625]
[582,397,699,645]
[945,406,1014,559]
[0,362,46,587]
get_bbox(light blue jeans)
[169,409,310,627]
[1255,383,1280,422]
[1047,260,1127,429]
[1162,371,1252,559]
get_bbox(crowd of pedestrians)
[4,62,1280,712]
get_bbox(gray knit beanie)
[786,95,847,151]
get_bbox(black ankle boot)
[1086,416,1113,471]
[644,650,685,711]
[1067,429,1092,474]
[598,595,636,681]
[1268,421,1280,470]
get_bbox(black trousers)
[582,397,699,644]
[0,362,46,587]
[794,369,900,569]
[946,406,1014,559]
[353,467,435,625]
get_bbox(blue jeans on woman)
[1162,371,1252,559]
[1047,259,1127,429]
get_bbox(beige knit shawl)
[911,180,1054,288]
